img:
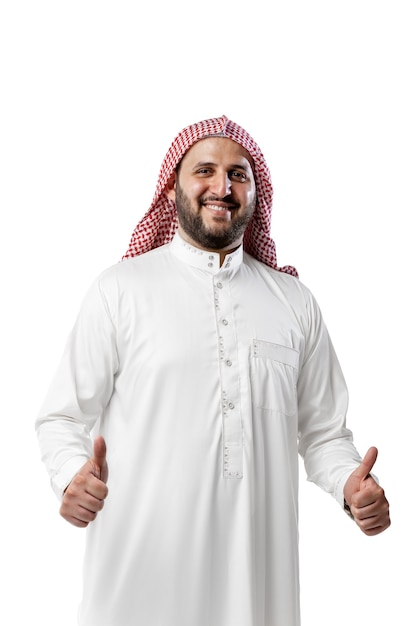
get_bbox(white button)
[226,360,232,367]
[217,282,223,289]
[222,319,228,325]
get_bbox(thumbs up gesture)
[60,436,109,528]
[343,447,391,536]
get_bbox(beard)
[175,183,256,251]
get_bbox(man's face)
[167,137,257,254]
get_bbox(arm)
[35,273,118,511]
[297,288,390,534]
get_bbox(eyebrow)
[192,161,252,172]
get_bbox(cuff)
[50,455,89,501]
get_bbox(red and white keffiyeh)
[122,115,298,277]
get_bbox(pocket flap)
[253,339,299,370]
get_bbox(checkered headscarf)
[122,115,298,277]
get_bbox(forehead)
[180,137,254,171]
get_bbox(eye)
[230,170,248,182]
[195,167,213,176]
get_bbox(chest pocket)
[250,339,299,416]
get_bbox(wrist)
[344,498,354,519]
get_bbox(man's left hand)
[343,447,391,536]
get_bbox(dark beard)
[175,183,256,250]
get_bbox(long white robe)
[36,233,362,626]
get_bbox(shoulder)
[243,253,314,303]
[96,244,171,285]
[242,253,326,333]
[78,245,171,312]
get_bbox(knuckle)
[375,484,385,498]
[74,519,89,528]
[66,474,85,497]
[97,499,105,511]
[73,473,86,487]
[86,510,97,522]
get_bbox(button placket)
[213,275,243,479]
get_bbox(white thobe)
[36,233,362,626]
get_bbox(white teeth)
[206,204,229,212]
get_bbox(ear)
[166,171,177,202]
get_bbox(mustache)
[199,195,240,209]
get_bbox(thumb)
[353,446,378,483]
[91,436,108,482]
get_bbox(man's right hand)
[60,436,109,528]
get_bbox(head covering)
[122,115,298,277]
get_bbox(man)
[36,115,390,626]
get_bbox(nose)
[209,171,232,198]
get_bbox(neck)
[177,227,242,266]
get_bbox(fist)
[344,447,391,536]
[59,436,109,528]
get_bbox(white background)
[1,1,416,624]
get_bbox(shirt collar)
[170,232,243,274]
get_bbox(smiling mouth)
[202,199,239,212]
[205,204,231,212]
[202,205,236,222]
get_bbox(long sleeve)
[35,276,119,499]
[297,289,363,506]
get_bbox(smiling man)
[168,136,257,259]
[36,115,390,626]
